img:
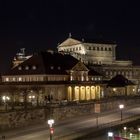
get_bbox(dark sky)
[0,0,140,72]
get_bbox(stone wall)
[0,109,46,130]
[0,98,139,130]
[53,98,140,121]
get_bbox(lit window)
[95,77,97,81]
[58,66,61,70]
[32,65,36,70]
[50,66,54,70]
[18,66,22,70]
[12,77,16,81]
[113,88,116,91]
[25,66,29,70]
[19,77,22,81]
[5,77,9,82]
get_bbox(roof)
[88,69,102,76]
[107,75,135,87]
[58,37,116,48]
[58,37,82,47]
[82,38,117,45]
[3,51,79,75]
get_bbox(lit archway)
[68,86,72,101]
[91,86,96,100]
[74,86,80,101]
[96,86,101,99]
[80,86,86,100]
[86,86,90,100]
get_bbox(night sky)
[0,0,140,72]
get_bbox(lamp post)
[107,131,114,140]
[138,127,140,139]
[119,104,124,121]
[48,119,54,140]
[96,113,98,128]
[2,95,10,111]
[129,133,133,139]
[123,126,127,138]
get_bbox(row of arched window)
[87,46,112,51]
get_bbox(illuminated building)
[58,36,140,93]
[1,51,104,104]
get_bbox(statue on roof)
[69,32,72,38]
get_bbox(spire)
[68,32,72,38]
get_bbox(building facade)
[1,51,104,107]
[0,36,139,108]
[58,36,140,93]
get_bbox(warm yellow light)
[113,88,116,91]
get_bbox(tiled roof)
[82,38,116,45]
[58,37,82,47]
[107,75,135,87]
[88,69,102,76]
[4,51,79,75]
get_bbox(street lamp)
[119,104,124,121]
[107,131,114,140]
[130,133,133,139]
[123,126,127,138]
[2,95,10,111]
[48,119,54,140]
[138,127,140,139]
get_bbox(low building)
[0,51,104,106]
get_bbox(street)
[2,106,140,140]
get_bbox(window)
[109,48,112,51]
[19,77,22,81]
[18,66,22,70]
[12,77,16,81]
[5,77,9,82]
[58,66,61,70]
[106,71,108,75]
[50,66,54,70]
[32,65,36,70]
[25,66,29,70]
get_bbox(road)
[2,106,140,140]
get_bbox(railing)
[0,95,140,112]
